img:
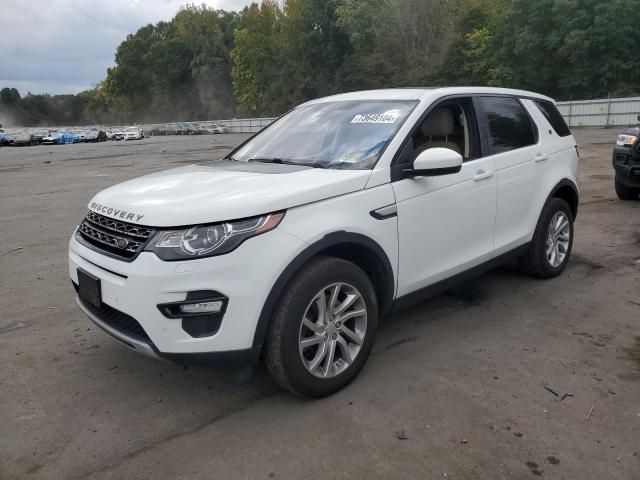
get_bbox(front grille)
[78,211,154,259]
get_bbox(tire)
[518,197,574,278]
[615,177,640,200]
[264,256,378,397]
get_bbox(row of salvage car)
[0,122,229,147]
[145,122,229,136]
[0,127,144,146]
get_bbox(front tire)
[615,177,640,200]
[518,198,574,278]
[264,256,378,397]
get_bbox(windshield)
[230,100,417,169]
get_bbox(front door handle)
[473,170,494,181]
[534,153,549,162]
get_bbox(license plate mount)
[77,269,102,309]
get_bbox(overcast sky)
[0,0,255,96]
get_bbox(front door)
[392,97,497,297]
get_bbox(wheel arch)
[252,231,395,349]
[548,179,579,220]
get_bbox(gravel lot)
[1,131,639,480]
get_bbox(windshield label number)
[351,112,399,124]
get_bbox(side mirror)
[403,148,463,177]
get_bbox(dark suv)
[613,116,640,200]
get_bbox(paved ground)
[1,131,639,480]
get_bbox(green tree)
[461,0,640,99]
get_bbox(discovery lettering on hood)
[90,202,144,222]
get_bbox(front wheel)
[264,257,378,397]
[518,198,574,278]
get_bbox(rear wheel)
[264,256,378,397]
[615,177,640,200]
[518,198,574,278]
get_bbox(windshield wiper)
[248,158,328,169]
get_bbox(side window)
[533,99,571,137]
[478,96,537,155]
[412,99,478,162]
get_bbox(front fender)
[251,231,395,349]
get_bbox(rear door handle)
[534,153,549,162]
[473,170,494,181]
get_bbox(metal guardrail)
[6,97,640,134]
[219,118,277,133]
[556,97,640,128]
[138,118,277,134]
[147,98,640,132]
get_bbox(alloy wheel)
[298,282,367,378]
[546,211,571,268]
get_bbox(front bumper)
[69,227,305,360]
[613,146,640,186]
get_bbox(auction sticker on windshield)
[351,112,399,124]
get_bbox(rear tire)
[518,198,574,278]
[264,256,378,397]
[615,177,640,200]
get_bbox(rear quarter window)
[478,96,537,155]
[533,100,571,137]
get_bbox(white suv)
[69,87,579,397]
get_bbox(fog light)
[179,301,223,314]
[157,290,228,322]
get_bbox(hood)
[87,160,372,227]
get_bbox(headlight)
[146,212,285,260]
[616,134,638,146]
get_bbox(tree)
[5,0,640,125]
[459,0,640,99]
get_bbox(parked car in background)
[147,127,166,136]
[72,131,87,142]
[42,131,80,145]
[84,131,96,142]
[11,132,39,146]
[84,130,108,142]
[32,131,49,144]
[612,116,640,200]
[124,127,143,140]
[69,87,579,397]
[196,124,229,135]
[177,123,194,135]
[109,129,125,141]
[42,132,60,145]
[210,123,229,134]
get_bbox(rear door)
[475,96,544,255]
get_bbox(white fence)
[185,98,640,131]
[9,98,640,134]
[220,117,276,133]
[138,117,276,134]
[557,97,640,128]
